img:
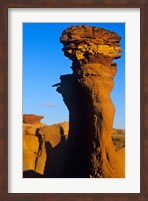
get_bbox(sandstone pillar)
[57,25,124,178]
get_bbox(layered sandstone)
[56,25,124,178]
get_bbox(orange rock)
[23,121,69,176]
[23,134,39,171]
[57,25,124,178]
[23,114,44,124]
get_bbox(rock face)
[23,114,44,124]
[39,121,69,147]
[23,133,40,172]
[56,25,124,178]
[23,122,46,175]
[23,119,69,177]
[39,122,68,177]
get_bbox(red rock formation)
[23,114,44,124]
[56,25,124,178]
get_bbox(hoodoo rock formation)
[56,25,124,178]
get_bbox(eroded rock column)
[57,25,124,178]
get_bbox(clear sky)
[23,23,125,129]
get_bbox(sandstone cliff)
[56,25,124,178]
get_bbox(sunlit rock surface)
[56,25,124,178]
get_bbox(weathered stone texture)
[57,25,124,178]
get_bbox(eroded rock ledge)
[56,25,124,178]
[23,114,44,125]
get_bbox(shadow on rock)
[43,127,67,178]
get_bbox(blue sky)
[23,23,125,129]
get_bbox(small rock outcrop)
[23,118,69,177]
[56,25,124,178]
[23,114,44,124]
